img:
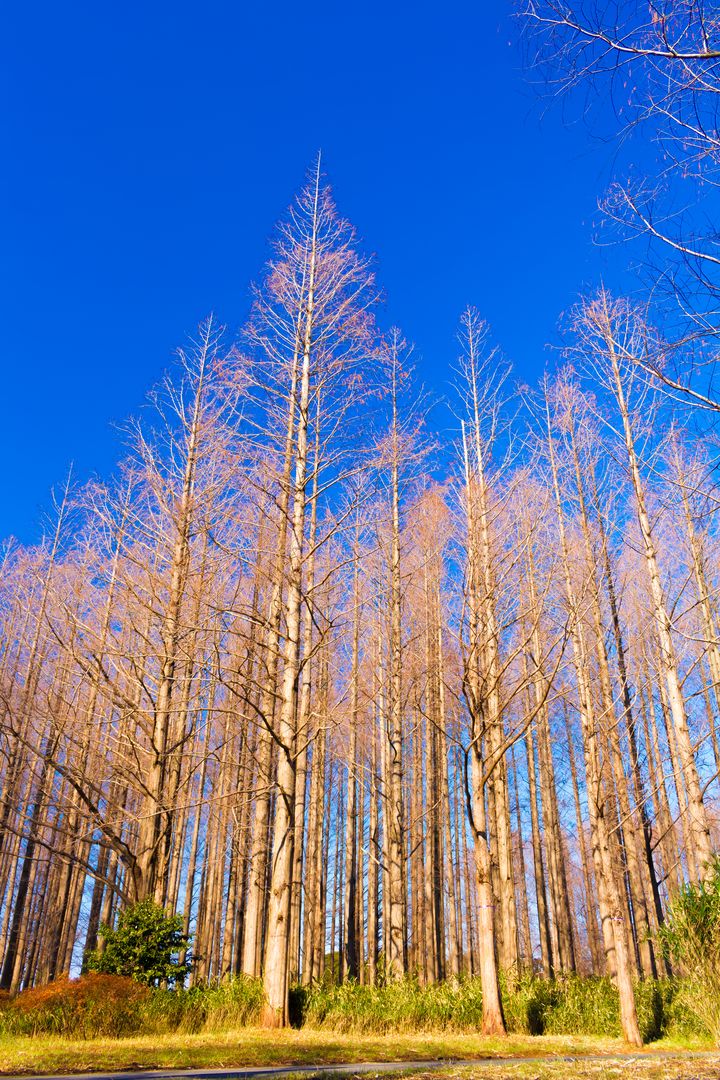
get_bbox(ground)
[404,1063,720,1080]
[0,1031,716,1078]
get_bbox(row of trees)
[0,181,718,1037]
[2,0,720,1043]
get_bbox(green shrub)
[85,899,191,987]
[659,857,720,1046]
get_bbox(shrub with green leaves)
[659,855,720,1046]
[85,899,191,987]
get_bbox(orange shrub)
[10,973,148,1012]
[0,974,150,1037]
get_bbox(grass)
[0,974,707,1042]
[294,975,706,1041]
[0,974,714,1076]
[377,1061,720,1080]
[0,1028,714,1077]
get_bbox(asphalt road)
[6,1052,720,1080]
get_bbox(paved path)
[7,1052,720,1080]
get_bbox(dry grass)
[0,1029,714,1077]
[397,1061,720,1080]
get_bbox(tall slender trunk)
[600,307,712,877]
[261,170,320,1026]
[342,517,361,982]
[385,338,406,982]
[460,415,505,1036]
[545,393,642,1045]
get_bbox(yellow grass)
[397,1063,720,1080]
[0,1029,714,1077]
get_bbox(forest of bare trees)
[2,0,720,1049]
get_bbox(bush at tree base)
[84,899,191,987]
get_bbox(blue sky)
[2,1,646,544]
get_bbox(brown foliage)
[8,974,148,1012]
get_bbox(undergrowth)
[0,974,264,1037]
[293,974,706,1041]
[659,857,720,1046]
[0,972,708,1042]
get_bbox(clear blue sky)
[2,1,643,544]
